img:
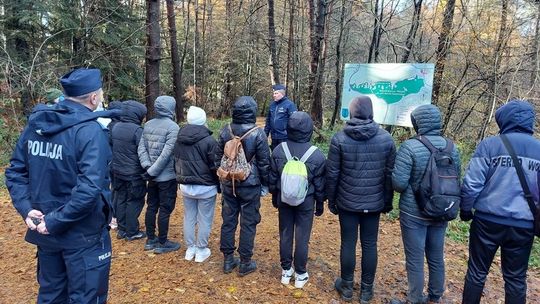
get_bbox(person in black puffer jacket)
[269,111,326,289]
[216,96,270,276]
[326,96,396,303]
[110,100,147,241]
[174,106,219,263]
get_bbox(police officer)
[264,84,297,151]
[5,68,118,303]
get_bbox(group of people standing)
[5,68,540,304]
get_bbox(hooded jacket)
[111,100,147,180]
[174,124,219,186]
[269,112,326,210]
[461,100,540,228]
[216,96,270,190]
[264,96,297,140]
[392,104,461,220]
[5,99,119,249]
[326,105,396,213]
[138,96,179,182]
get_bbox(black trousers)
[145,179,177,243]
[463,217,534,304]
[338,209,380,284]
[220,186,261,261]
[278,203,314,274]
[115,178,146,236]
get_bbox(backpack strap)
[282,142,293,161]
[239,126,259,141]
[416,135,446,153]
[300,146,318,163]
[500,134,538,220]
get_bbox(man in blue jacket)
[5,68,118,303]
[264,84,297,150]
[460,100,540,304]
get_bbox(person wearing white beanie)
[187,106,207,126]
[174,105,219,263]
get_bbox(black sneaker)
[153,240,181,254]
[116,230,127,240]
[126,231,146,241]
[238,260,257,276]
[144,238,159,251]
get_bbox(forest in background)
[1,0,540,157]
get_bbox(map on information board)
[341,63,434,127]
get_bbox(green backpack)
[280,143,318,206]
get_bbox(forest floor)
[0,187,539,304]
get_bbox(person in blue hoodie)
[110,100,148,241]
[5,68,119,304]
[460,100,540,304]
[264,84,297,150]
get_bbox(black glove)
[141,172,153,181]
[381,204,393,214]
[328,201,339,215]
[460,210,474,222]
[271,193,279,209]
[314,201,324,217]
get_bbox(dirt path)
[0,189,539,303]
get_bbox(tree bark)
[285,0,295,89]
[330,0,347,128]
[401,0,423,63]
[166,0,185,122]
[531,2,540,88]
[268,0,281,85]
[478,0,508,141]
[432,0,456,106]
[308,0,327,127]
[145,0,161,119]
[368,0,380,63]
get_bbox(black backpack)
[413,135,461,221]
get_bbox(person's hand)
[36,220,49,235]
[260,186,269,196]
[328,202,339,215]
[381,204,393,214]
[141,172,153,181]
[315,201,324,217]
[25,209,44,230]
[460,210,474,222]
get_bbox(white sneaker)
[109,217,118,230]
[294,272,309,289]
[281,268,294,285]
[185,246,197,261]
[194,247,211,263]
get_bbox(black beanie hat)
[349,96,373,120]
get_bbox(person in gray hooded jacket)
[391,104,461,304]
[138,95,180,254]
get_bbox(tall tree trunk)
[285,0,295,89]
[531,3,540,88]
[166,0,185,122]
[145,0,161,119]
[308,0,327,127]
[401,0,423,63]
[268,0,281,85]
[432,0,456,106]
[330,0,346,128]
[368,0,380,63]
[478,0,508,141]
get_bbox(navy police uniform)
[264,84,297,150]
[5,69,118,304]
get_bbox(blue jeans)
[400,212,447,303]
[183,195,217,248]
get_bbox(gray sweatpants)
[183,195,217,248]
